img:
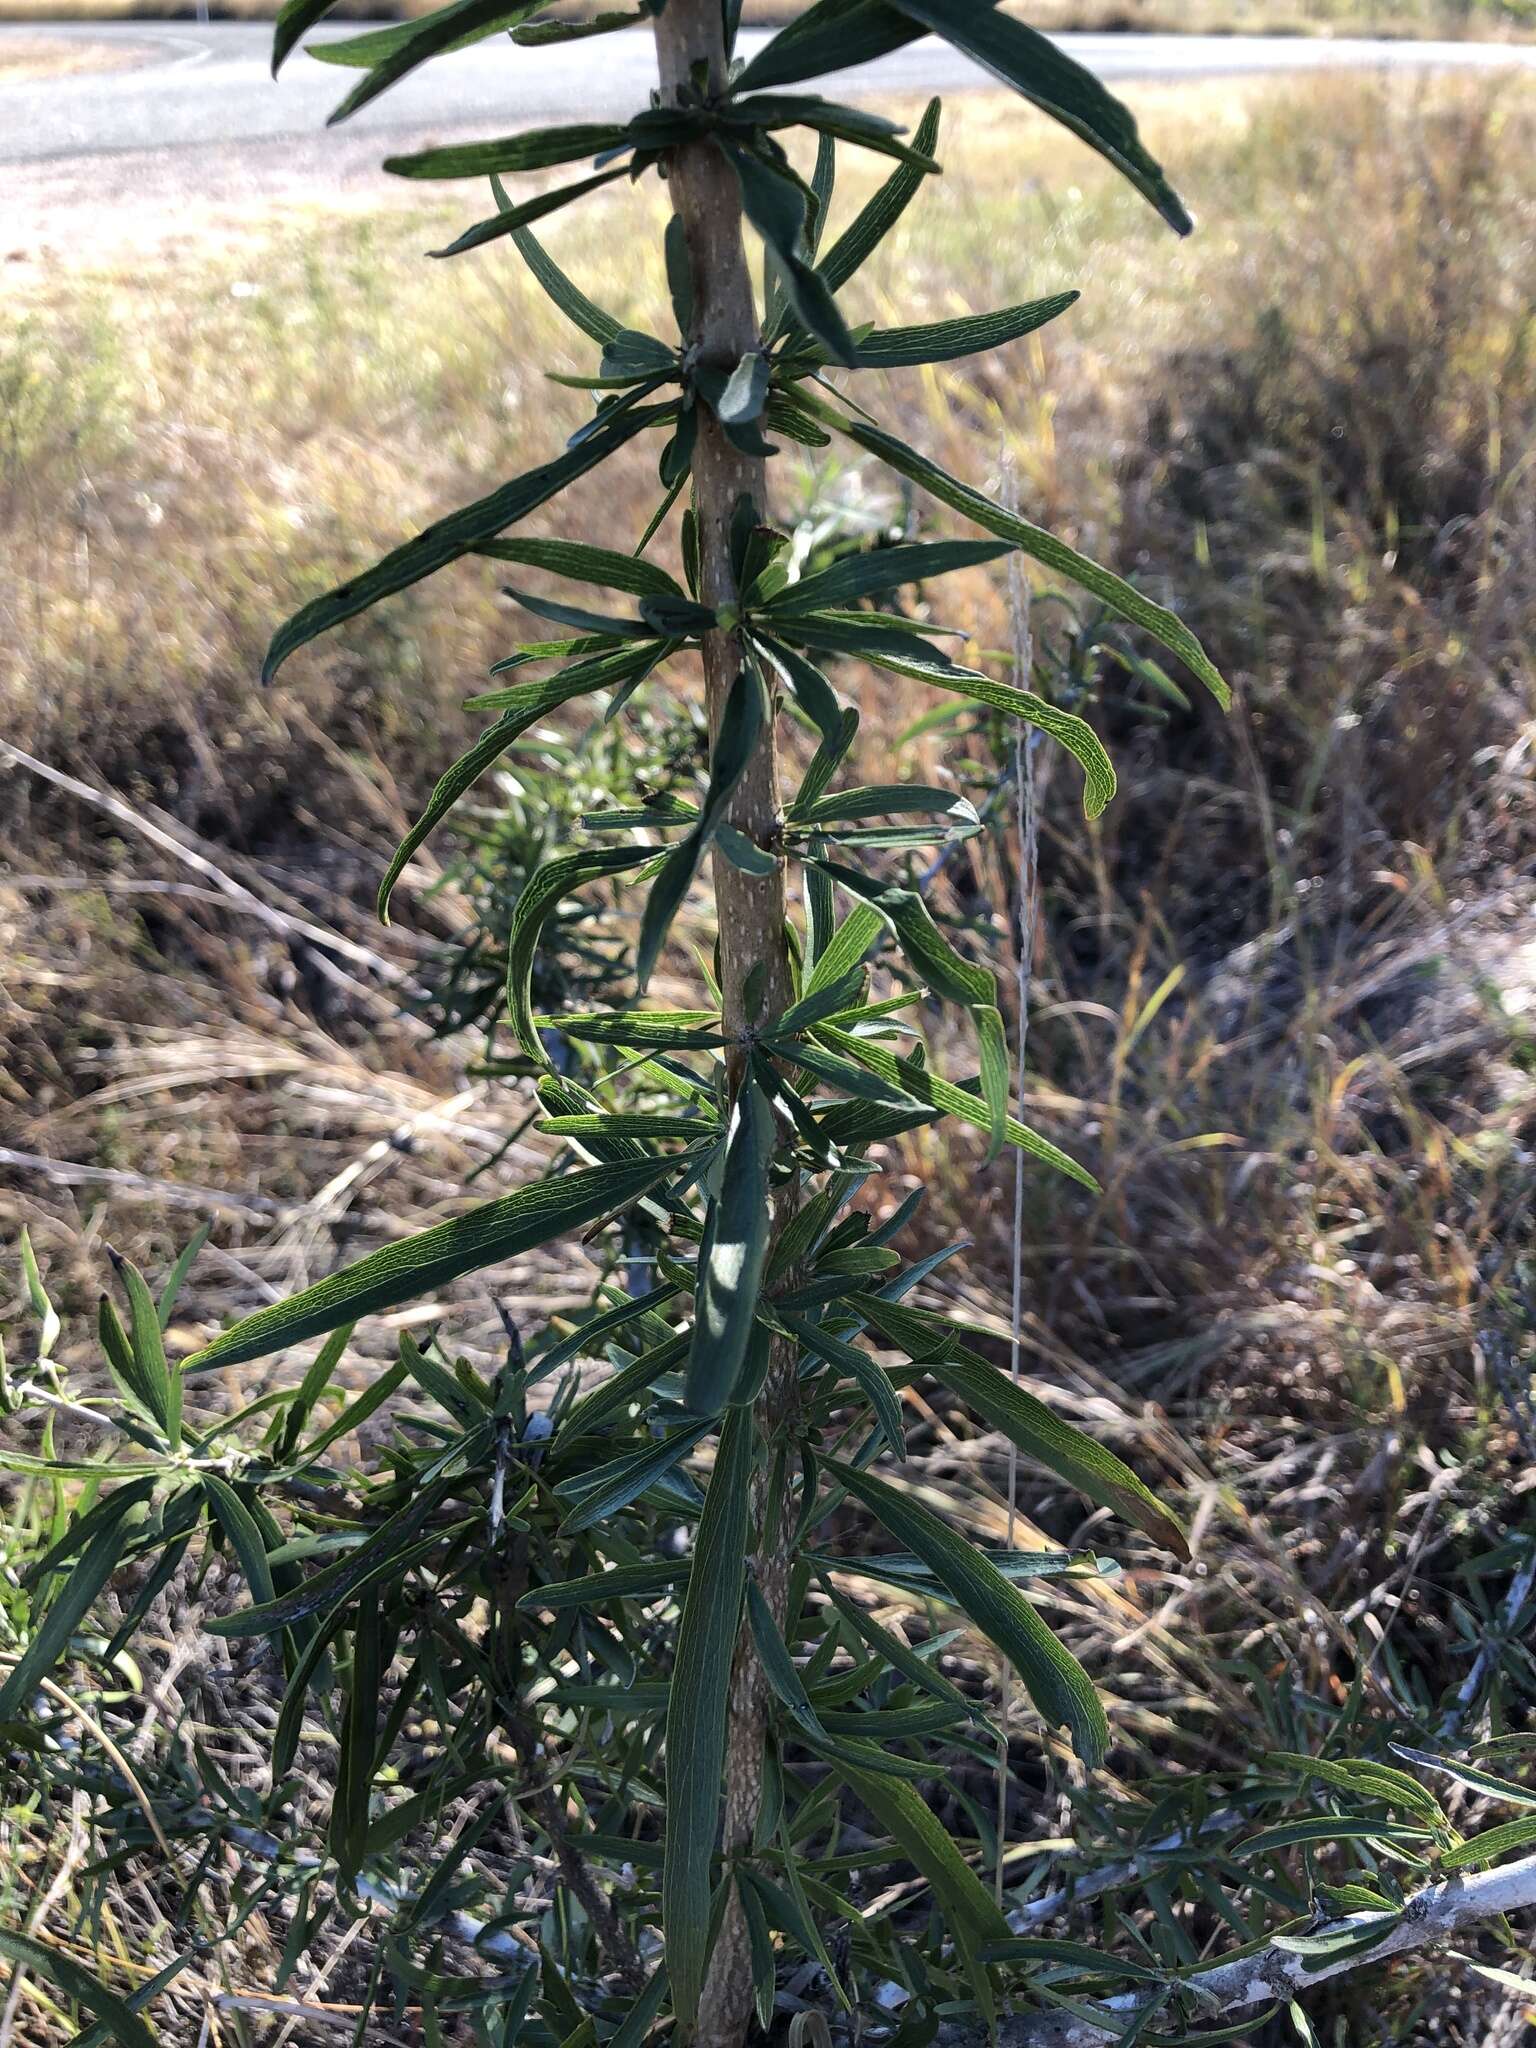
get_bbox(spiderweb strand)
[997,457,1039,1906]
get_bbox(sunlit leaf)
[188,1154,680,1371]
[663,1407,753,2026]
[687,1078,774,1416]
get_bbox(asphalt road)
[6,21,1536,167]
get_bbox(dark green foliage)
[4,6,1258,2041]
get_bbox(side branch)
[986,1849,1536,2047]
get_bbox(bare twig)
[0,1145,290,1222]
[1007,1811,1239,1933]
[0,739,413,998]
[986,1849,1536,2046]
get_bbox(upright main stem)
[651,4,799,2040]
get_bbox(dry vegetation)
[4,67,1536,2043]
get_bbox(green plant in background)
[419,693,705,1062]
[3,2,1246,2041]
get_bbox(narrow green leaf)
[753,633,841,744]
[478,534,682,598]
[97,1295,164,1438]
[273,1321,356,1459]
[975,1002,1009,1163]
[398,1331,486,1425]
[385,124,628,180]
[806,123,836,255]
[155,1222,211,1330]
[687,1079,775,1416]
[769,538,1011,613]
[855,292,1079,368]
[773,968,866,1036]
[273,0,341,73]
[433,165,634,259]
[885,1327,1189,1559]
[21,1476,157,1594]
[263,402,670,683]
[209,1481,457,1637]
[1268,1753,1444,1826]
[980,1936,1164,1977]
[663,1406,753,2026]
[510,221,623,345]
[819,1579,977,1718]
[109,1249,179,1450]
[787,1313,906,1460]
[723,143,857,368]
[818,95,940,294]
[887,0,1190,232]
[803,903,887,997]
[0,1490,147,1718]
[288,1355,407,1469]
[637,664,769,992]
[188,1154,679,1371]
[1390,1744,1536,1812]
[1235,1816,1432,1859]
[822,1696,967,1737]
[816,1559,1116,1602]
[555,1419,713,1533]
[507,845,655,1060]
[538,1112,720,1142]
[824,1759,1006,2017]
[330,1589,382,1879]
[830,1458,1109,1766]
[1441,1816,1536,1872]
[1272,1915,1401,1964]
[518,1560,691,1613]
[747,1580,825,1734]
[502,586,650,639]
[816,1023,1097,1186]
[327,0,541,120]
[201,1475,277,1610]
[309,0,530,68]
[894,663,1117,819]
[548,1009,728,1049]
[811,856,993,1010]
[822,413,1229,708]
[19,1228,60,1360]
[0,1451,163,1480]
[0,1932,157,2048]
[512,8,643,41]
[762,1032,920,1110]
[734,0,920,94]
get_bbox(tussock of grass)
[5,69,1536,2043]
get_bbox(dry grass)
[5,66,1536,2044]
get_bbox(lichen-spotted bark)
[651,2,801,2037]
